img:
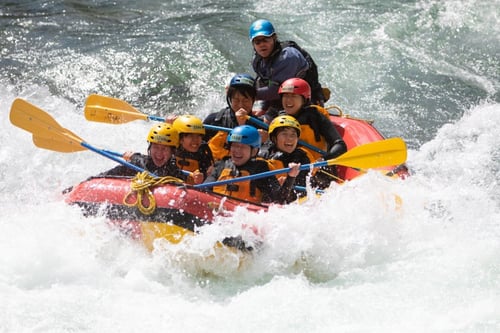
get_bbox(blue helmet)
[229,74,255,89]
[249,19,275,41]
[227,125,261,148]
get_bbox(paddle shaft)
[114,113,231,133]
[195,137,407,188]
[195,160,329,189]
[85,95,326,154]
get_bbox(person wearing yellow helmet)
[263,115,311,198]
[98,123,186,179]
[172,115,214,184]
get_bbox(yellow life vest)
[212,168,262,204]
[299,124,328,161]
[208,131,229,161]
[267,147,318,177]
[175,155,200,173]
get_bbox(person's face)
[252,36,275,58]
[274,127,299,154]
[180,133,203,152]
[149,143,173,167]
[230,90,254,113]
[230,142,255,166]
[281,93,304,115]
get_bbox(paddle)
[84,94,230,132]
[84,94,327,155]
[32,135,124,157]
[194,137,407,188]
[9,98,159,176]
[244,116,327,156]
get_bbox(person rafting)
[261,115,311,199]
[249,19,326,120]
[98,123,187,179]
[277,78,347,188]
[203,125,300,205]
[203,73,261,161]
[172,114,214,184]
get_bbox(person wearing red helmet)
[249,19,327,120]
[278,78,347,188]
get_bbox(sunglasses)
[252,36,273,45]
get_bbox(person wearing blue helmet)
[203,74,261,161]
[203,125,300,204]
[249,19,327,121]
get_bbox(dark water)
[2,0,498,148]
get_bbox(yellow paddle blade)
[84,94,147,124]
[33,134,86,153]
[10,98,64,133]
[327,137,407,169]
[10,98,86,152]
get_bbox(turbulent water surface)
[1,0,499,332]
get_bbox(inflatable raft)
[65,177,266,251]
[8,97,407,260]
[64,110,408,251]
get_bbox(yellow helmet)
[172,115,205,135]
[147,123,179,147]
[268,115,301,137]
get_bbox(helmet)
[269,115,301,137]
[172,115,205,135]
[147,123,179,147]
[226,73,257,107]
[278,78,311,100]
[229,74,255,89]
[249,19,275,41]
[227,125,261,148]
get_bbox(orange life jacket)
[208,131,229,161]
[295,105,332,161]
[176,155,200,173]
[213,168,263,204]
[299,123,328,161]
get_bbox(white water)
[1,85,499,331]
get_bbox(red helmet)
[278,78,311,100]
[278,78,311,101]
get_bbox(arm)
[97,153,146,177]
[202,159,226,190]
[315,111,347,159]
[256,160,299,204]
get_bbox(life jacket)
[252,40,326,104]
[267,147,317,186]
[299,122,327,162]
[212,160,263,204]
[175,144,213,182]
[208,131,229,161]
[284,105,333,161]
[310,104,331,119]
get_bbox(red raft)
[64,110,408,250]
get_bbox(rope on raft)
[123,171,184,215]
